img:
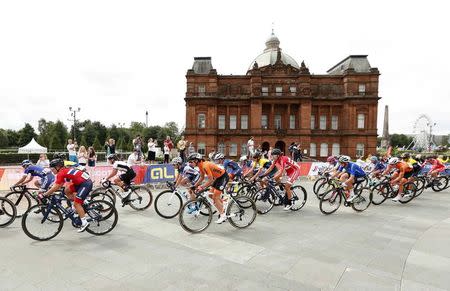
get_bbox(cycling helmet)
[252,150,262,158]
[187,153,202,161]
[107,153,117,160]
[326,156,337,163]
[370,156,378,162]
[338,155,351,163]
[171,157,183,165]
[388,157,399,165]
[49,158,64,168]
[271,148,282,156]
[239,155,247,162]
[213,153,225,160]
[21,160,32,168]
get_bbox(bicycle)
[0,196,17,227]
[319,184,372,215]
[251,179,307,214]
[315,175,367,200]
[154,181,194,219]
[21,192,118,241]
[370,177,417,205]
[178,187,257,234]
[91,181,153,210]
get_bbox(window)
[262,86,268,96]
[230,115,237,130]
[319,115,327,130]
[310,143,316,157]
[198,113,206,129]
[241,115,248,130]
[310,115,315,129]
[331,115,338,130]
[218,115,225,129]
[198,84,206,96]
[275,86,283,96]
[357,113,365,129]
[289,115,296,129]
[218,143,226,154]
[261,115,268,129]
[241,144,248,156]
[229,143,237,156]
[358,84,366,95]
[197,142,206,155]
[320,143,328,157]
[275,115,282,129]
[290,86,297,95]
[356,143,365,157]
[332,143,340,156]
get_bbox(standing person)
[163,144,170,164]
[133,135,143,160]
[147,138,157,164]
[127,150,141,166]
[105,138,116,157]
[187,142,195,156]
[247,136,255,158]
[36,154,50,168]
[177,136,187,163]
[77,146,88,166]
[67,139,78,163]
[87,147,97,167]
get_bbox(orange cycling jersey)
[395,161,413,173]
[199,161,226,179]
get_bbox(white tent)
[18,138,47,154]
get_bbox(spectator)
[36,153,49,168]
[127,150,141,166]
[67,139,78,163]
[177,136,187,162]
[133,135,143,160]
[147,138,157,164]
[77,146,88,166]
[105,138,116,156]
[163,144,170,164]
[247,136,255,158]
[164,136,174,151]
[87,146,97,167]
[267,146,273,160]
[187,142,195,156]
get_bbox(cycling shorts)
[285,166,300,184]
[74,180,93,204]
[212,173,229,191]
[119,170,136,186]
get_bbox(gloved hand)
[37,193,47,203]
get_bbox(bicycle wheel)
[351,187,372,212]
[90,191,115,210]
[237,184,257,198]
[85,201,118,235]
[290,185,307,211]
[399,182,417,204]
[21,204,63,241]
[4,191,31,218]
[91,187,117,204]
[313,177,327,196]
[413,177,426,197]
[431,176,449,192]
[154,190,183,219]
[371,183,389,205]
[253,188,275,214]
[316,180,335,199]
[179,199,212,233]
[0,197,17,227]
[319,188,342,215]
[128,186,153,210]
[227,196,257,229]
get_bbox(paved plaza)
[1,180,450,291]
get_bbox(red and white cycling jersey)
[275,156,300,171]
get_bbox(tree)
[48,121,69,150]
[0,129,9,148]
[80,135,88,148]
[93,135,102,151]
[390,134,413,148]
[18,123,37,147]
[6,130,19,147]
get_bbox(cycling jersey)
[199,161,226,179]
[428,159,445,172]
[113,161,132,173]
[64,160,78,167]
[257,158,272,169]
[55,168,91,185]
[275,156,299,171]
[223,159,242,176]
[373,162,386,171]
[179,163,200,182]
[338,162,366,178]
[23,165,52,178]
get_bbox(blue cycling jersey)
[179,163,200,182]
[24,165,52,179]
[374,162,386,171]
[223,159,242,175]
[338,162,366,178]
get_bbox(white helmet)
[213,153,225,160]
[388,157,399,165]
[239,156,247,162]
[171,157,183,165]
[338,155,351,163]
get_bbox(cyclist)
[13,160,55,193]
[189,153,229,224]
[40,158,92,232]
[249,151,275,187]
[171,157,199,202]
[331,155,366,202]
[240,155,255,178]
[103,154,136,203]
[369,156,386,178]
[213,153,243,180]
[263,148,301,210]
[424,155,446,185]
[401,153,422,179]
[382,157,413,202]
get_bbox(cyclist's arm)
[250,167,263,181]
[194,171,205,188]
[43,182,63,196]
[273,164,284,180]
[105,168,118,180]
[174,172,184,187]
[14,174,29,186]
[261,161,276,178]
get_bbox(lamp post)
[68,106,81,141]
[145,111,149,127]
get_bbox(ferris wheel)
[409,114,436,151]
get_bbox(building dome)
[248,32,299,71]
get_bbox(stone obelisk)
[381,105,390,148]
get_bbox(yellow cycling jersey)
[64,160,77,167]
[438,158,448,164]
[257,158,271,169]
[406,158,417,166]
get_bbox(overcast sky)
[1,0,449,135]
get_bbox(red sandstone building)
[184,32,380,159]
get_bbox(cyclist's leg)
[211,187,224,214]
[340,173,349,198]
[73,181,93,218]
